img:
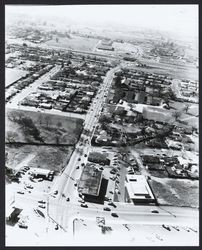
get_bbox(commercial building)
[78,164,108,204]
[29,168,54,181]
[125,174,156,204]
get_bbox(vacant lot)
[6,144,74,173]
[45,35,99,51]
[149,177,199,208]
[6,68,28,87]
[6,108,83,145]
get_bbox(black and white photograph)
[5,3,199,246]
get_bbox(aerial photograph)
[5,4,199,246]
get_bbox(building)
[29,168,54,181]
[125,174,156,204]
[142,106,174,124]
[78,164,108,204]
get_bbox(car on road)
[80,203,88,208]
[103,207,111,212]
[17,191,24,194]
[38,200,46,204]
[109,191,114,194]
[55,224,59,230]
[38,205,46,209]
[99,167,104,171]
[18,223,28,229]
[108,202,117,208]
[151,210,159,214]
[111,213,118,218]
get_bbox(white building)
[125,175,156,204]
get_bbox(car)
[66,197,70,202]
[78,158,81,161]
[84,154,87,157]
[103,207,111,211]
[74,183,77,187]
[24,166,30,170]
[76,166,79,169]
[38,200,46,204]
[18,223,28,229]
[53,190,58,195]
[39,204,46,209]
[55,224,59,230]
[80,203,88,208]
[151,210,159,214]
[17,191,24,194]
[111,213,119,218]
[99,167,104,171]
[162,224,171,231]
[26,185,33,189]
[81,163,85,167]
[109,191,114,194]
[108,202,117,208]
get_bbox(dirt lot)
[45,35,99,51]
[149,177,199,208]
[6,108,83,145]
[6,144,74,173]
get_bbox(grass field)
[45,35,99,51]
[6,144,74,173]
[149,177,199,208]
[6,108,83,145]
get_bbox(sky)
[6,5,198,38]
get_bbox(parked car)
[111,213,118,218]
[38,205,46,209]
[18,223,28,229]
[38,200,46,204]
[108,202,117,208]
[17,191,24,194]
[76,166,80,169]
[53,190,58,195]
[80,203,88,208]
[103,207,111,211]
[66,197,70,202]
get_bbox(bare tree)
[172,111,181,121]
[184,104,191,114]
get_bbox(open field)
[44,35,99,51]
[6,68,28,87]
[6,144,74,173]
[149,177,199,208]
[6,108,83,145]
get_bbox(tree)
[184,104,191,114]
[45,116,51,128]
[172,111,181,121]
[57,121,62,129]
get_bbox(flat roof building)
[78,164,108,204]
[126,174,156,204]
